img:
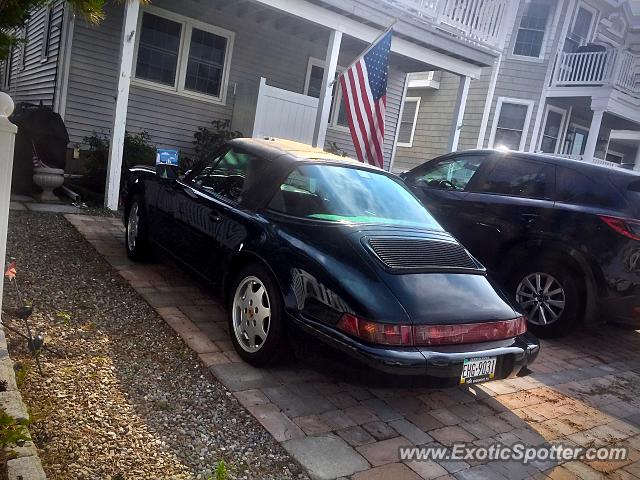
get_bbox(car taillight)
[336,314,527,346]
[413,317,527,345]
[336,314,412,345]
[599,215,640,241]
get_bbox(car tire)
[228,263,288,367]
[508,259,581,338]
[125,194,151,261]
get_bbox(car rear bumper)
[289,314,540,385]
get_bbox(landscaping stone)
[362,420,398,440]
[6,455,46,480]
[356,436,411,466]
[389,418,433,445]
[336,425,376,447]
[351,462,422,480]
[282,434,369,480]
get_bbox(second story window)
[133,8,234,104]
[513,0,553,58]
[563,4,596,52]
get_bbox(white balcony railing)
[385,0,509,48]
[554,153,621,168]
[551,49,640,97]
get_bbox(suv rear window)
[556,166,626,210]
[608,175,640,215]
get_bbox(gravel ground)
[3,211,308,480]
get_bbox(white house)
[393,0,640,172]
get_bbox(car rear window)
[609,175,640,216]
[556,166,626,210]
[268,164,443,229]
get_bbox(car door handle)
[208,210,221,222]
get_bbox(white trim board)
[488,97,535,151]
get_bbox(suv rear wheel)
[509,260,580,338]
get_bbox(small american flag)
[339,29,392,169]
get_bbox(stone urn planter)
[33,167,64,202]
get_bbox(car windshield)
[268,163,443,229]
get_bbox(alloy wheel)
[232,276,271,353]
[127,203,139,252]
[516,272,566,326]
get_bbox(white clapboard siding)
[5,1,64,107]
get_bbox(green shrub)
[0,409,30,467]
[80,131,156,194]
[193,120,243,164]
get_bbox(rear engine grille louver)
[368,237,478,271]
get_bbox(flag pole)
[329,20,397,87]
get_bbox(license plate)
[460,356,497,385]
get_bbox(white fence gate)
[252,77,318,144]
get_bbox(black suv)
[401,150,640,337]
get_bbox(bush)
[193,120,242,164]
[80,131,156,195]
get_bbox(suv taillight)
[598,215,640,241]
[336,314,527,346]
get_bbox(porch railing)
[554,153,620,168]
[551,49,640,97]
[384,0,509,48]
[614,50,640,95]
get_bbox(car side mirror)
[156,163,180,183]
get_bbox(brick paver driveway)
[68,214,640,480]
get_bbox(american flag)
[339,29,392,169]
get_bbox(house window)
[40,6,53,61]
[397,97,420,147]
[304,58,348,128]
[539,106,566,153]
[20,20,28,70]
[490,98,533,151]
[513,0,553,58]
[136,13,182,86]
[134,8,234,103]
[184,28,228,97]
[564,4,596,52]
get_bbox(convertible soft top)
[227,137,372,169]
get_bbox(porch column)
[0,93,17,323]
[312,29,342,148]
[105,0,140,210]
[447,75,470,152]
[583,108,604,162]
